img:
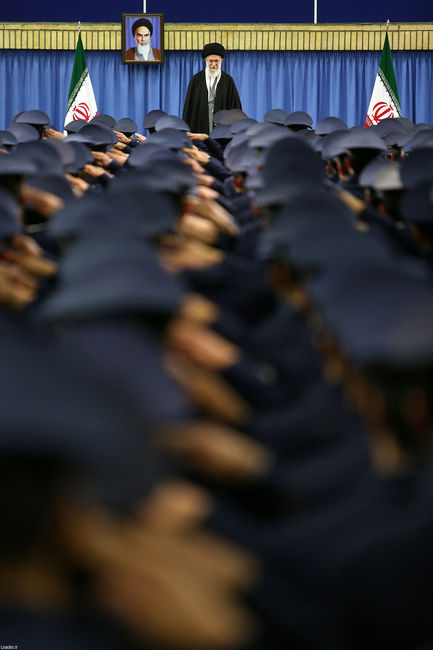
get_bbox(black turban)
[131,18,153,38]
[202,43,226,59]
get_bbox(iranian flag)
[64,31,98,127]
[365,32,401,127]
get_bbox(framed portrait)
[122,13,164,65]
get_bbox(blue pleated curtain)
[1,50,432,130]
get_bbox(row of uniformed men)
[0,106,433,649]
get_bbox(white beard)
[137,43,151,58]
[207,67,220,78]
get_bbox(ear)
[232,175,244,191]
[335,158,346,179]
[266,263,291,290]
[377,202,388,217]
[401,387,432,446]
[343,154,355,175]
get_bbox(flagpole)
[313,0,318,24]
[364,18,401,126]
[64,19,98,127]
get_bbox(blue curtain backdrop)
[1,50,432,131]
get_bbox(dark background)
[2,0,432,25]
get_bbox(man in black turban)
[126,18,160,62]
[182,43,242,134]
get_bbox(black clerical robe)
[182,70,242,134]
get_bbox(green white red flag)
[64,31,98,127]
[365,32,401,127]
